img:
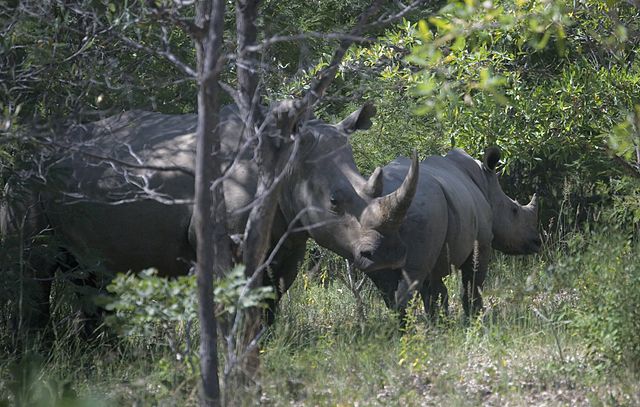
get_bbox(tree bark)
[234,0,280,381]
[194,1,232,406]
[235,0,261,122]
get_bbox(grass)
[1,229,639,406]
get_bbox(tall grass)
[1,219,639,406]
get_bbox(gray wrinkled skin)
[1,104,419,326]
[367,147,541,318]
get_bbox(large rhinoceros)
[366,147,540,319]
[0,103,419,327]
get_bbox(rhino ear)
[483,147,501,171]
[338,102,377,134]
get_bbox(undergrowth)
[1,225,639,406]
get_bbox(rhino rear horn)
[364,167,384,198]
[366,150,419,231]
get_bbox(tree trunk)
[194,1,232,406]
[234,0,279,382]
[235,0,261,123]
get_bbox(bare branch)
[35,136,195,177]
[270,0,429,122]
[366,0,430,30]
[245,32,375,52]
[115,33,198,78]
[607,147,640,179]
[145,3,206,39]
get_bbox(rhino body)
[1,104,419,327]
[367,148,540,318]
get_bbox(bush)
[104,266,275,337]
[565,234,640,371]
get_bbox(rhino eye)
[329,194,343,213]
[511,207,518,216]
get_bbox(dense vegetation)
[1,0,639,405]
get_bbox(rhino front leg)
[263,233,308,325]
[365,268,400,310]
[20,249,57,332]
[420,253,451,320]
[2,190,57,333]
[460,245,490,318]
[392,268,425,329]
[420,278,449,321]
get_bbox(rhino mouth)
[353,251,406,273]
[493,236,542,255]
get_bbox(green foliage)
[607,177,640,229]
[565,234,640,371]
[214,265,276,316]
[104,268,198,337]
[1,1,198,127]
[104,266,275,337]
[307,0,640,223]
[102,266,276,401]
[408,0,571,114]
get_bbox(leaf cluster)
[104,266,275,337]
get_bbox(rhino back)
[423,155,493,267]
[40,108,258,276]
[382,154,493,282]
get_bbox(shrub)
[104,266,275,337]
[565,234,640,371]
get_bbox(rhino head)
[482,147,542,255]
[279,103,419,272]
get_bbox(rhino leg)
[63,254,111,338]
[20,249,57,332]
[420,251,451,320]
[263,233,308,325]
[1,188,57,333]
[366,269,401,309]
[420,278,449,321]
[460,245,490,318]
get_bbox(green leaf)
[451,36,466,52]
[417,20,431,41]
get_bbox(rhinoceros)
[0,103,419,327]
[366,147,540,319]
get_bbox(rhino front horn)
[365,150,419,231]
[528,193,538,208]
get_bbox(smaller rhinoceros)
[366,147,541,319]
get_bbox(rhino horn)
[366,150,419,231]
[364,167,384,198]
[527,193,539,210]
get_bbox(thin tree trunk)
[194,1,232,406]
[235,0,260,122]
[234,0,279,381]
